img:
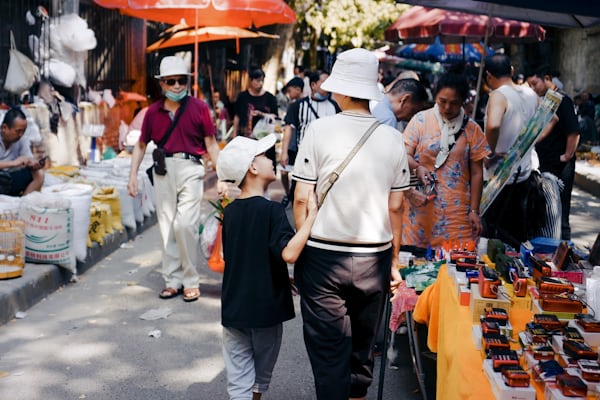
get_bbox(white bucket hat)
[321,48,383,101]
[154,56,192,79]
[217,134,277,186]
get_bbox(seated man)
[0,108,45,196]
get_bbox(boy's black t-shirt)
[221,196,295,328]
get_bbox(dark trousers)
[294,246,391,399]
[483,179,531,249]
[558,159,575,240]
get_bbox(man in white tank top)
[482,54,540,246]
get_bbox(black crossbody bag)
[146,97,189,184]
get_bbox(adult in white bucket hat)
[291,48,410,400]
[127,55,227,302]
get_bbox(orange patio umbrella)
[94,0,296,28]
[146,25,279,53]
[94,0,296,96]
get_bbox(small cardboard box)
[470,283,511,323]
[503,281,533,310]
[483,359,536,400]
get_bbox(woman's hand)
[415,165,434,186]
[406,187,428,207]
[469,210,483,238]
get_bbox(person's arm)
[282,189,317,263]
[280,125,293,166]
[561,132,580,162]
[468,158,484,238]
[484,90,507,154]
[293,181,315,231]
[127,140,147,197]
[389,191,405,295]
[204,135,228,196]
[0,157,30,170]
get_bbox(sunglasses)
[161,77,188,86]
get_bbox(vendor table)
[413,263,549,400]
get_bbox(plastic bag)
[208,224,225,273]
[4,31,39,94]
[252,116,275,139]
[200,212,220,259]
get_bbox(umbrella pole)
[472,9,492,119]
[194,9,199,98]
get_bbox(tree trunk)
[262,24,295,94]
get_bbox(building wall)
[556,26,600,96]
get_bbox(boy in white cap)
[292,48,410,400]
[217,134,317,400]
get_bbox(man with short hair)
[127,56,226,302]
[482,54,539,246]
[0,107,45,196]
[527,65,580,240]
[372,78,428,132]
[280,71,340,205]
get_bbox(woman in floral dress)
[402,73,490,249]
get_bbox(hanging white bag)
[4,31,40,94]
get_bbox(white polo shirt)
[292,112,410,250]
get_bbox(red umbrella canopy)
[94,0,296,27]
[385,6,545,44]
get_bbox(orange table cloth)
[413,263,538,400]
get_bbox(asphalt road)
[0,178,422,400]
[0,178,597,400]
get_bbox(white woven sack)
[4,31,39,94]
[42,183,93,262]
[20,191,75,273]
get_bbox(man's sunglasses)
[162,77,188,86]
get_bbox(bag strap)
[157,96,189,148]
[434,114,469,170]
[306,99,320,119]
[318,120,381,207]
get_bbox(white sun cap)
[320,48,383,101]
[217,134,277,186]
[154,56,192,79]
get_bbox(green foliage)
[291,0,408,52]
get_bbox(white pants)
[153,157,205,289]
[222,325,283,400]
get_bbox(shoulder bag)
[318,120,380,207]
[146,96,189,184]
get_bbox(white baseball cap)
[321,48,383,101]
[154,56,192,79]
[217,134,277,186]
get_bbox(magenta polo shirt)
[140,96,216,155]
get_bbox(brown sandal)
[183,287,200,302]
[159,287,182,299]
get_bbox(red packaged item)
[479,266,501,299]
[539,293,583,313]
[482,333,510,352]
[537,276,574,295]
[481,320,500,335]
[489,349,520,372]
[577,359,600,382]
[530,255,552,280]
[485,308,509,326]
[501,367,531,387]
[556,373,587,397]
[575,317,600,333]
[532,345,555,361]
[533,313,562,331]
[562,339,598,360]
